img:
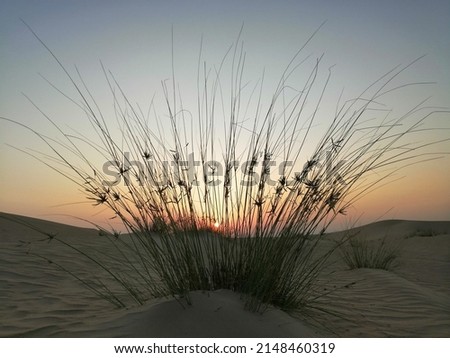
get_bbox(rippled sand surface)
[1,213,449,337]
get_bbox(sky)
[1,0,449,230]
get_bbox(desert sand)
[0,212,449,337]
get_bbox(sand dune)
[1,212,449,337]
[71,290,316,338]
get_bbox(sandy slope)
[0,212,449,337]
[309,220,450,337]
[71,290,315,338]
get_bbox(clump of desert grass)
[2,24,449,312]
[414,228,447,237]
[340,234,400,271]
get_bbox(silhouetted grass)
[2,23,449,312]
[340,235,400,271]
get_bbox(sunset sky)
[1,0,449,230]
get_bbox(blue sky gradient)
[1,0,449,228]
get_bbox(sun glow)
[214,221,220,229]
